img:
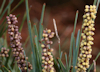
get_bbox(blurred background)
[0,0,100,71]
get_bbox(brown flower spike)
[6,14,32,72]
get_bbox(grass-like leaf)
[65,53,68,72]
[93,0,98,5]
[72,37,76,72]
[23,36,29,47]
[60,51,63,60]
[0,0,6,14]
[11,0,24,13]
[19,12,27,32]
[0,24,8,37]
[39,3,45,40]
[18,67,22,72]
[2,66,9,72]
[25,0,36,71]
[54,58,61,72]
[0,0,14,19]
[0,38,4,49]
[68,33,74,71]
[59,43,61,59]
[73,30,80,72]
[31,52,35,72]
[57,58,67,72]
[73,10,79,36]
[0,69,3,72]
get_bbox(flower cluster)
[6,14,32,72]
[0,47,9,57]
[76,5,97,72]
[41,29,55,72]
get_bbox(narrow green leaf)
[73,10,79,36]
[0,69,3,72]
[34,36,39,53]
[0,0,14,19]
[0,19,6,29]
[0,0,6,14]
[38,4,45,64]
[68,33,74,71]
[11,0,24,13]
[75,30,80,63]
[54,57,61,72]
[0,25,5,37]
[25,0,36,71]
[0,38,4,50]
[0,25,8,37]
[39,3,46,40]
[59,43,61,59]
[12,61,18,72]
[7,0,11,14]
[19,67,22,72]
[93,0,98,5]
[33,24,38,37]
[72,37,76,72]
[73,30,80,72]
[57,58,67,72]
[34,35,41,71]
[60,51,63,59]
[38,4,46,71]
[19,12,27,32]
[31,52,35,72]
[23,36,29,47]
[65,53,68,72]
[2,66,10,72]
[96,0,100,11]
[11,57,15,69]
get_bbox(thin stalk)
[23,36,29,47]
[0,0,14,19]
[39,3,46,40]
[93,0,98,5]
[11,0,24,13]
[59,43,61,59]
[2,66,9,72]
[73,10,79,36]
[65,53,68,72]
[25,0,36,71]
[19,12,27,32]
[68,33,74,72]
[0,0,6,14]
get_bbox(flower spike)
[41,29,55,72]
[6,14,32,72]
[76,5,97,72]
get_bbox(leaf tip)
[76,10,79,13]
[43,3,46,6]
[35,35,37,37]
[33,23,36,25]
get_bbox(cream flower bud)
[76,5,96,72]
